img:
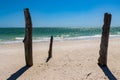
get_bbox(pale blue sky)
[0,0,120,27]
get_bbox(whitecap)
[15,37,24,40]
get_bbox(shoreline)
[0,35,120,45]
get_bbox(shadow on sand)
[46,56,51,62]
[98,64,117,80]
[7,66,30,80]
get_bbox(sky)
[0,0,120,27]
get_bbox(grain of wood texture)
[98,13,112,66]
[23,8,33,67]
[46,36,53,62]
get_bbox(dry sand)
[0,38,120,80]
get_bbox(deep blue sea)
[0,27,120,44]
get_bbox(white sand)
[0,38,120,80]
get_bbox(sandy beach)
[0,38,120,80]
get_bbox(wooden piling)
[23,8,33,67]
[98,13,112,66]
[46,36,53,62]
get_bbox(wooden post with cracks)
[46,36,53,62]
[98,13,112,66]
[23,8,33,67]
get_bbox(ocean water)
[0,27,120,44]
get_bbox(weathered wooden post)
[46,36,53,62]
[98,13,112,66]
[23,8,33,66]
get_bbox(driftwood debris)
[23,8,33,67]
[98,13,112,66]
[46,36,53,62]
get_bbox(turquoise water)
[0,27,120,43]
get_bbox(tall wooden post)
[23,8,33,67]
[98,13,112,66]
[46,36,53,62]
